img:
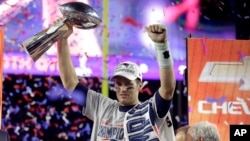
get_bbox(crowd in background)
[1,74,187,141]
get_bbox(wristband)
[154,41,173,68]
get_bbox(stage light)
[139,63,149,74]
[178,65,186,75]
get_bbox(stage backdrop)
[1,0,236,80]
[187,38,250,141]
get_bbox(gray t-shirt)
[82,89,175,141]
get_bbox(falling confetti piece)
[201,37,208,55]
[224,121,229,126]
[122,16,142,28]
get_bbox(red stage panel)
[187,38,250,141]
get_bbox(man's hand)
[52,18,73,39]
[145,24,167,43]
[61,21,73,39]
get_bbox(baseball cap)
[112,61,142,81]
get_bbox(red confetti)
[122,17,142,28]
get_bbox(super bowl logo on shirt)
[97,123,124,140]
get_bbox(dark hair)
[135,78,142,84]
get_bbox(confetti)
[122,16,142,28]
[2,74,96,140]
[201,37,208,55]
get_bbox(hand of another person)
[145,24,167,43]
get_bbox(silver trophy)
[21,2,102,61]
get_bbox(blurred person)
[0,130,10,141]
[55,18,176,140]
[186,121,220,141]
[175,125,190,141]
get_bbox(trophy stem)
[23,25,68,62]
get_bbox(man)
[56,19,176,140]
[186,121,220,141]
[0,130,10,141]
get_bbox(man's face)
[186,133,192,141]
[113,76,141,106]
